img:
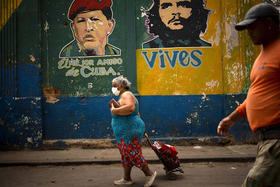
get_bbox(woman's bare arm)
[111,92,136,115]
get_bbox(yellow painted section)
[137,0,261,96]
[137,0,223,95]
[0,0,22,30]
[221,0,261,94]
[137,47,223,95]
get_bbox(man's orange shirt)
[237,38,280,132]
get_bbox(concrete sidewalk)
[0,145,257,167]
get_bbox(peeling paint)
[0,119,4,126]
[235,100,240,106]
[99,93,111,97]
[185,118,192,125]
[202,92,207,100]
[27,137,33,143]
[30,100,38,105]
[198,137,206,142]
[191,112,199,118]
[186,111,200,126]
[140,6,147,17]
[225,62,244,88]
[22,116,30,124]
[44,20,49,32]
[224,16,239,58]
[206,80,219,88]
[205,80,220,92]
[201,92,210,102]
[213,22,221,46]
[13,97,41,100]
[29,55,36,62]
[43,86,60,104]
[73,123,80,131]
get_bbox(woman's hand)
[110,103,117,115]
[111,92,135,115]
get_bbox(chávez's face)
[159,0,192,30]
[72,10,113,54]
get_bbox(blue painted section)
[142,94,251,141]
[0,63,252,149]
[17,64,42,97]
[0,96,42,149]
[224,94,251,141]
[43,97,113,139]
[0,64,42,149]
[139,95,224,137]
[42,94,252,142]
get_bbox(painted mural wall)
[41,0,260,98]
[41,0,136,98]
[4,0,279,148]
[135,0,261,96]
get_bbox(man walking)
[217,3,280,186]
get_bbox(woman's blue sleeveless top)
[111,93,145,144]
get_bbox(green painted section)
[40,0,137,97]
[16,0,41,65]
[135,0,154,50]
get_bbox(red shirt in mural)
[237,38,280,132]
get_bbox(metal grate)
[0,0,17,96]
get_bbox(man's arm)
[217,110,241,136]
[217,100,247,136]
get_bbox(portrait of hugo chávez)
[142,0,212,49]
[59,0,121,57]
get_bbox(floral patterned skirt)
[117,138,147,169]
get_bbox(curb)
[0,156,255,167]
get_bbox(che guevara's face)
[72,10,114,54]
[159,0,192,30]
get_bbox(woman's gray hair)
[112,75,131,90]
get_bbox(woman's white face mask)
[112,87,120,96]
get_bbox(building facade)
[1,0,278,148]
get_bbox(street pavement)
[0,144,257,166]
[0,162,253,187]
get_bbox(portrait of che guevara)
[143,0,212,48]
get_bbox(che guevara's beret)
[68,0,112,20]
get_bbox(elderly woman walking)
[110,75,157,187]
